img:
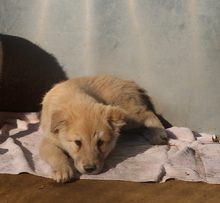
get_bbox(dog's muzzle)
[83,164,97,174]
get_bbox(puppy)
[40,75,171,182]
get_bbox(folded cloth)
[0,112,220,184]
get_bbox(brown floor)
[0,174,219,203]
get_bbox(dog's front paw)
[150,130,167,145]
[52,164,74,183]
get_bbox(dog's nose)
[83,164,97,173]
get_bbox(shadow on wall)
[0,34,68,112]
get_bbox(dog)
[40,75,171,182]
[0,34,67,127]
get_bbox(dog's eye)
[97,140,104,147]
[75,140,82,147]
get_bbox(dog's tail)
[156,114,173,129]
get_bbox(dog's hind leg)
[143,110,167,145]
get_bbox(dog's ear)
[104,106,127,131]
[50,111,68,133]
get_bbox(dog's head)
[50,103,127,175]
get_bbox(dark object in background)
[0,34,68,112]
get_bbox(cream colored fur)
[40,75,167,182]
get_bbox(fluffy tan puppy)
[40,75,170,182]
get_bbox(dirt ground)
[0,174,219,203]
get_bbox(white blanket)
[0,113,220,184]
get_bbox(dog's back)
[44,75,172,129]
